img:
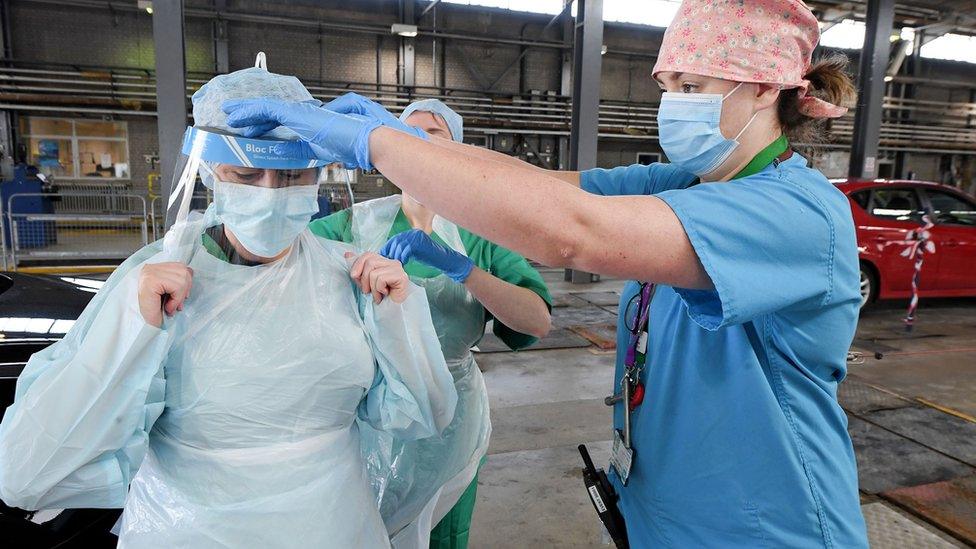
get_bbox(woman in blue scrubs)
[220,0,869,545]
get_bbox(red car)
[834,179,976,308]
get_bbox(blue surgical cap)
[399,99,463,142]
[191,66,317,141]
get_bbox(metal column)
[848,0,894,179]
[0,0,13,177]
[213,0,229,74]
[399,0,416,90]
[566,0,603,284]
[557,0,573,170]
[152,0,188,228]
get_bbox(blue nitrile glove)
[222,99,381,170]
[324,93,429,141]
[381,229,475,284]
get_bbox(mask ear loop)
[734,111,761,141]
[724,82,759,142]
[722,82,745,100]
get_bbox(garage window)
[868,188,922,222]
[20,117,130,180]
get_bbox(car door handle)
[945,239,959,247]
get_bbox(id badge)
[609,429,634,485]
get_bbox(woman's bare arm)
[370,127,711,289]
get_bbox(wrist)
[450,258,475,284]
[355,119,382,170]
[368,126,397,170]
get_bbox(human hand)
[380,229,474,284]
[222,99,381,170]
[138,262,194,328]
[323,93,428,140]
[346,252,412,304]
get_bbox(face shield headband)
[168,127,331,222]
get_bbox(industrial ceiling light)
[391,23,419,37]
[138,0,153,14]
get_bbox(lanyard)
[625,282,654,371]
[619,282,654,449]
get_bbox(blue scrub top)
[581,156,868,548]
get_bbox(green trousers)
[428,474,479,549]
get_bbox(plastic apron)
[120,214,387,547]
[353,195,492,549]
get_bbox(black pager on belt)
[578,444,629,549]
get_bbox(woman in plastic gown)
[0,61,458,549]
[311,98,552,549]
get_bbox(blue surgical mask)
[657,83,759,177]
[213,180,320,258]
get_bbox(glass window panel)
[25,118,73,136]
[75,120,127,138]
[77,139,129,178]
[50,319,77,334]
[870,188,922,222]
[29,137,74,178]
[850,190,870,210]
[926,190,976,226]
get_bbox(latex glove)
[323,93,428,140]
[222,99,381,170]
[381,229,475,284]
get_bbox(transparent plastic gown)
[353,195,492,548]
[0,131,457,548]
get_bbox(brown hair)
[777,54,857,144]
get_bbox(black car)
[0,272,121,548]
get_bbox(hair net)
[190,61,322,188]
[399,99,463,142]
[191,66,318,141]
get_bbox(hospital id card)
[609,429,634,485]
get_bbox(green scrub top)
[309,206,552,351]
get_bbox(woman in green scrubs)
[309,99,552,549]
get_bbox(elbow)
[536,232,586,270]
[540,205,604,272]
[528,308,552,340]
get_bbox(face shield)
[165,126,354,263]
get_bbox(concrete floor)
[469,269,975,548]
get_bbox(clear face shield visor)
[164,127,355,262]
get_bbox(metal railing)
[149,195,163,241]
[2,65,974,154]
[51,181,133,214]
[6,193,148,268]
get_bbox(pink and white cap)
[652,0,847,119]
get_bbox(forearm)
[464,268,551,339]
[370,128,711,288]
[0,314,168,508]
[427,135,580,186]
[372,128,583,267]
